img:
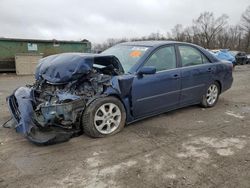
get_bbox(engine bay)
[32,69,113,130]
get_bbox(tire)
[201,82,220,108]
[82,96,126,138]
[240,60,246,65]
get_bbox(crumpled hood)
[35,53,123,84]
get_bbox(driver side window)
[143,46,176,72]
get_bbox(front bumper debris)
[7,87,83,145]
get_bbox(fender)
[103,75,135,122]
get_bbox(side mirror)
[138,66,156,75]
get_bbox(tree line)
[93,5,250,53]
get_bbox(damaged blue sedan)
[7,41,233,145]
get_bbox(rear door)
[131,45,181,118]
[177,45,213,106]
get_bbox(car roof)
[118,40,192,47]
[117,40,218,62]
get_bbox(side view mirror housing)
[138,66,156,75]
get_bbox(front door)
[131,45,181,118]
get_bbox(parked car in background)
[209,49,236,66]
[246,54,250,64]
[229,51,248,65]
[7,41,234,145]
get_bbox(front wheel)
[201,82,220,108]
[82,96,126,138]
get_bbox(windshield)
[101,45,150,73]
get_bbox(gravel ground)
[0,65,250,188]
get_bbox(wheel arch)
[81,94,127,137]
[214,80,222,94]
[107,93,124,106]
[107,93,134,123]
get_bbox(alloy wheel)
[94,103,122,134]
[206,84,219,105]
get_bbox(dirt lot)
[0,65,250,188]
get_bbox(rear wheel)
[82,96,126,138]
[201,82,220,108]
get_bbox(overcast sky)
[0,0,249,43]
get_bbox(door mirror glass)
[138,66,156,75]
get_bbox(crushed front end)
[7,53,123,145]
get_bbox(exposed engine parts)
[33,70,112,129]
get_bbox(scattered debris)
[197,120,204,123]
[164,173,177,179]
[225,111,244,119]
[216,148,234,156]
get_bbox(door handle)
[173,74,180,79]
[207,68,212,72]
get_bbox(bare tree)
[183,27,193,43]
[193,12,228,48]
[216,27,230,49]
[171,24,185,41]
[241,6,250,32]
[93,9,250,53]
[227,26,243,50]
[147,32,165,40]
[92,38,128,52]
[241,6,250,52]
